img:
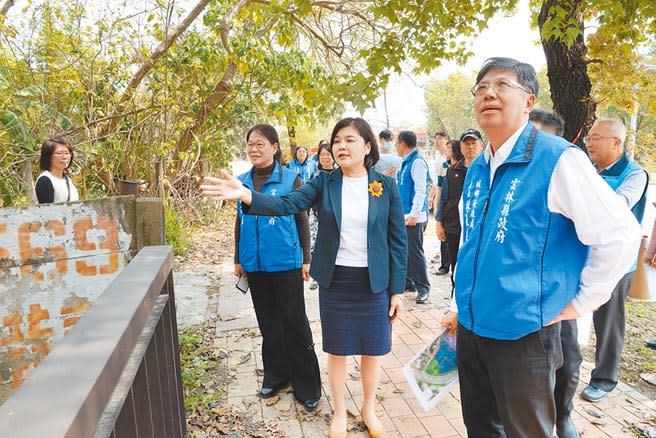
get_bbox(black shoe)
[556,416,579,438]
[580,385,609,402]
[300,397,320,412]
[258,381,290,398]
[646,339,656,350]
[435,267,449,275]
[416,291,429,304]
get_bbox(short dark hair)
[247,124,281,163]
[435,131,449,139]
[398,131,417,148]
[294,146,309,161]
[331,118,379,168]
[529,108,565,137]
[40,137,74,172]
[379,129,393,141]
[317,141,334,171]
[476,57,539,97]
[449,140,464,162]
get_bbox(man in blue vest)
[580,119,649,403]
[441,57,641,437]
[396,130,431,304]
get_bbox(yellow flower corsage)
[368,180,383,197]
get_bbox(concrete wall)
[0,196,163,403]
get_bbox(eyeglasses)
[582,135,619,145]
[53,152,71,156]
[470,78,533,97]
[245,143,269,151]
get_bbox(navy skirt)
[319,265,392,356]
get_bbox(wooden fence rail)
[0,246,186,437]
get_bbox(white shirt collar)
[483,121,529,164]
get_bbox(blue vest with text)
[599,154,648,272]
[237,162,302,273]
[398,149,429,215]
[287,158,317,184]
[455,125,589,340]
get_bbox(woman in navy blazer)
[203,118,408,438]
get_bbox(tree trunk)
[173,62,238,166]
[538,0,595,149]
[101,0,213,137]
[22,160,37,204]
[288,125,297,162]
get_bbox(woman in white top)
[201,118,408,438]
[35,137,79,204]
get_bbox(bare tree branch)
[0,0,15,17]
[119,0,213,106]
[175,13,278,161]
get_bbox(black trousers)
[554,319,582,423]
[457,323,563,438]
[405,222,430,294]
[248,269,322,401]
[590,271,635,391]
[439,240,450,271]
[445,231,460,294]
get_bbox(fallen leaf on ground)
[265,395,280,406]
[393,388,405,394]
[585,408,602,418]
[211,406,230,416]
[233,352,251,366]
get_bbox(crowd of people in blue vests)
[195,56,653,438]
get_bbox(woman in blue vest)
[203,118,408,438]
[233,124,321,411]
[287,145,317,184]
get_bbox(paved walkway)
[211,233,656,437]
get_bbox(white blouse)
[36,170,79,203]
[335,175,369,267]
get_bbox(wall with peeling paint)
[0,196,162,403]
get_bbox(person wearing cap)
[396,130,432,303]
[374,129,402,179]
[435,130,483,293]
[440,57,641,437]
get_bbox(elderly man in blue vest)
[396,130,432,304]
[579,119,649,404]
[441,57,642,437]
